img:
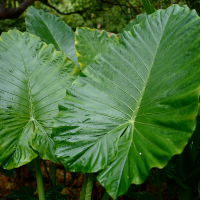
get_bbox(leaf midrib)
[130,15,168,124]
[36,11,62,51]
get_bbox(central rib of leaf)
[22,53,35,122]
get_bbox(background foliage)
[1,0,200,34]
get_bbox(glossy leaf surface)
[0,30,79,169]
[75,28,118,70]
[26,6,79,67]
[53,5,200,198]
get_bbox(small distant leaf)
[178,185,192,200]
[123,13,147,32]
[75,28,118,70]
[126,191,157,200]
[26,6,79,67]
[6,185,36,200]
[45,185,67,200]
[163,161,191,193]
[6,185,67,200]
[142,0,156,14]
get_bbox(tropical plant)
[1,0,200,200]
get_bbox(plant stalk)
[102,190,110,200]
[156,168,162,200]
[53,163,57,186]
[34,157,45,200]
[50,162,57,186]
[64,168,66,187]
[80,173,94,200]
[42,160,53,187]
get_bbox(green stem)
[50,162,57,186]
[102,190,110,200]
[53,163,57,186]
[156,168,162,200]
[80,174,94,200]
[42,160,53,187]
[70,172,76,183]
[34,157,45,200]
[173,187,177,200]
[64,168,66,187]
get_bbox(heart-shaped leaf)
[0,30,79,169]
[75,28,118,70]
[25,6,79,68]
[53,5,200,198]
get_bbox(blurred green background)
[0,0,198,34]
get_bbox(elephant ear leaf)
[25,6,79,68]
[0,30,79,169]
[75,28,118,70]
[53,5,200,199]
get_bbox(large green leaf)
[53,5,200,199]
[75,28,118,70]
[0,30,79,169]
[25,6,79,68]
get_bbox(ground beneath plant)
[0,160,176,200]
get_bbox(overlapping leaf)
[0,30,79,169]
[25,6,79,67]
[53,5,200,199]
[123,13,147,32]
[75,28,118,69]
[142,0,156,14]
